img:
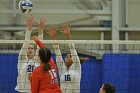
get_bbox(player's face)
[27,44,35,59]
[65,54,73,69]
[99,84,105,93]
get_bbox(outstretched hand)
[80,57,89,64]
[32,36,39,41]
[27,15,34,31]
[62,23,71,35]
[36,17,47,35]
[46,25,57,39]
[61,23,72,40]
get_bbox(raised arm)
[62,23,80,69]
[18,15,34,61]
[35,17,46,58]
[69,43,80,69]
[47,26,64,74]
[32,36,45,48]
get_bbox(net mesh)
[0,40,140,93]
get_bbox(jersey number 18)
[49,69,57,79]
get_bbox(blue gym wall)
[0,54,102,93]
[102,54,140,93]
[0,54,18,93]
[0,53,140,93]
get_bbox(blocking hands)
[46,25,57,40]
[62,23,72,40]
[27,15,34,31]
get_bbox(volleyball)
[19,0,33,14]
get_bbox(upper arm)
[18,43,29,61]
[35,34,43,59]
[18,29,31,61]
[53,44,64,75]
[69,43,81,69]
[34,40,45,48]
[31,70,40,93]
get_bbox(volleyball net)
[0,40,140,93]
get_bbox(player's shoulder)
[18,56,27,62]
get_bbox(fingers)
[46,25,57,37]
[27,14,34,21]
[62,22,71,34]
[37,17,47,31]
[63,22,70,28]
[39,16,46,24]
[32,36,38,40]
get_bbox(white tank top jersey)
[15,57,39,93]
[54,43,81,93]
[60,62,81,93]
[15,29,42,93]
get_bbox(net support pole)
[112,0,120,53]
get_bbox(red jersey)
[31,39,62,93]
[31,59,62,93]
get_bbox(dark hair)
[103,83,115,93]
[39,48,51,71]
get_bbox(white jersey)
[15,57,39,93]
[60,63,81,93]
[54,43,81,93]
[15,29,43,93]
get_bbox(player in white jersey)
[47,24,88,93]
[15,15,46,93]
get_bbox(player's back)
[31,60,62,93]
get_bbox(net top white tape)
[0,40,140,44]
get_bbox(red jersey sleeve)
[34,40,45,48]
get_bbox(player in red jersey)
[30,47,62,93]
[30,21,62,93]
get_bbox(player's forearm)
[19,29,31,60]
[54,45,63,70]
[34,40,45,48]
[35,34,44,57]
[25,29,31,40]
[38,33,43,40]
[22,29,31,52]
[69,43,80,67]
[18,44,29,60]
[67,34,72,40]
[54,45,62,56]
[69,43,79,59]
